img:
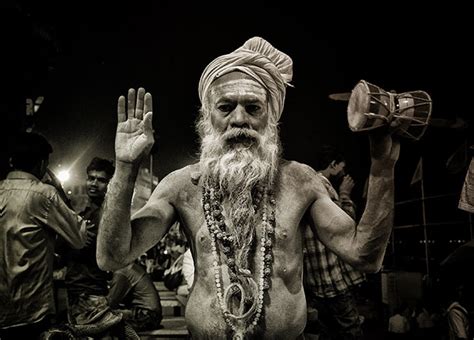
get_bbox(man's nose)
[230,105,250,129]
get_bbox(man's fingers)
[144,92,153,116]
[127,88,136,118]
[119,88,151,122]
[136,87,145,120]
[143,111,154,135]
[118,96,126,122]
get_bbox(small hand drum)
[347,80,432,140]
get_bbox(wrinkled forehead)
[207,71,268,102]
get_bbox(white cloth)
[198,37,293,122]
[182,248,195,289]
[388,314,410,334]
[447,301,469,340]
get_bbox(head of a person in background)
[315,145,347,187]
[86,157,114,204]
[9,131,53,179]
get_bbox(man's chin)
[87,192,104,199]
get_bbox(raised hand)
[339,175,355,196]
[115,88,154,164]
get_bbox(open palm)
[115,88,154,163]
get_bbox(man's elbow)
[349,256,382,273]
[357,261,382,273]
[97,252,125,272]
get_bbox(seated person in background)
[388,306,410,339]
[107,262,163,332]
[62,158,138,338]
[175,248,195,297]
[182,248,195,292]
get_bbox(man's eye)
[87,177,108,184]
[217,104,234,113]
[246,105,261,114]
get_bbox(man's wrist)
[370,161,395,177]
[113,160,140,184]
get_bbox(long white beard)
[198,119,280,270]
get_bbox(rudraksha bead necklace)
[202,179,276,339]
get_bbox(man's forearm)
[354,163,395,272]
[97,161,139,270]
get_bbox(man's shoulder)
[279,160,317,177]
[2,176,58,199]
[162,163,200,182]
[156,163,201,192]
[278,160,325,188]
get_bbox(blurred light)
[57,170,71,184]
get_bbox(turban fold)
[198,37,293,122]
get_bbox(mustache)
[221,128,260,145]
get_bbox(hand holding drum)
[347,80,432,141]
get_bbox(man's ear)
[330,160,337,168]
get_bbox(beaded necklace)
[202,180,276,340]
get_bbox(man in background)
[0,132,88,339]
[63,157,125,335]
[304,145,366,339]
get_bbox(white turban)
[198,37,293,122]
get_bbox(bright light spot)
[57,170,70,184]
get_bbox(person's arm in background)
[338,174,356,220]
[449,308,469,339]
[46,188,89,249]
[107,268,133,308]
[44,168,74,210]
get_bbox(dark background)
[2,1,472,271]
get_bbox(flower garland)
[202,180,276,339]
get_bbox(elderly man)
[97,37,399,339]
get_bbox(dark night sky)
[5,2,472,220]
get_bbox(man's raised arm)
[97,87,156,271]
[310,132,400,272]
